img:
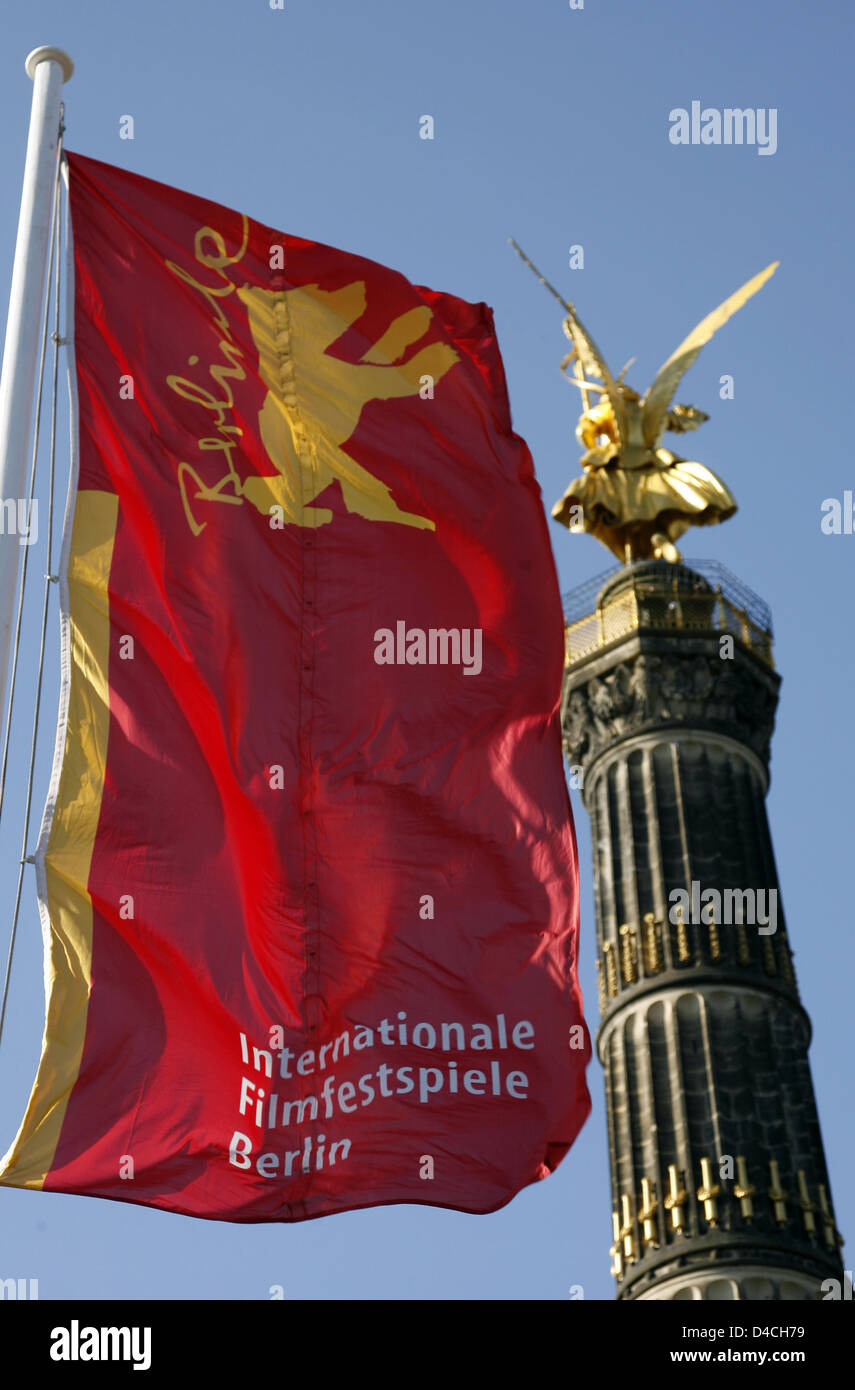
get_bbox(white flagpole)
[0,46,73,734]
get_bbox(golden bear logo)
[237,281,459,530]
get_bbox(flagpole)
[0,46,73,732]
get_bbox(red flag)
[0,152,590,1220]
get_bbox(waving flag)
[0,153,590,1220]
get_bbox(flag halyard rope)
[0,121,65,1053]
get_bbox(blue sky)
[0,0,851,1299]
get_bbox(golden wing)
[641,262,778,448]
[562,307,627,448]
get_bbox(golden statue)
[511,243,778,563]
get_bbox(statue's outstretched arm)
[665,404,709,434]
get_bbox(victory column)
[513,244,845,1300]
